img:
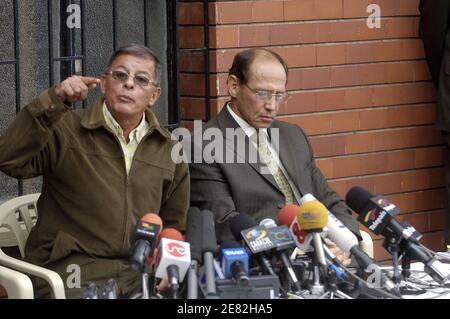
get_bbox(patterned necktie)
[252,130,296,205]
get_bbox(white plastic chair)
[360,230,374,258]
[0,265,34,299]
[0,193,66,299]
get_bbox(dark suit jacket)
[189,105,361,243]
[419,0,450,132]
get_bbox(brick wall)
[178,0,447,261]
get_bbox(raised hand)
[55,75,101,103]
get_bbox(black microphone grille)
[185,206,203,262]
[201,209,219,254]
[229,212,257,241]
[345,186,373,215]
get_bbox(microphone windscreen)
[345,186,373,215]
[160,228,184,241]
[201,209,218,254]
[219,240,242,259]
[297,201,328,230]
[278,204,300,226]
[141,213,163,226]
[185,207,203,262]
[229,212,257,240]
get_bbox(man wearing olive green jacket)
[0,44,190,298]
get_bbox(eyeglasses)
[243,83,290,104]
[106,70,158,88]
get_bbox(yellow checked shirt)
[102,103,150,175]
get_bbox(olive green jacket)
[0,88,190,297]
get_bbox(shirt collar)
[227,102,268,139]
[102,102,149,143]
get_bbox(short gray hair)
[106,43,162,86]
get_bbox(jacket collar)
[216,102,303,196]
[80,97,172,140]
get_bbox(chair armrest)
[0,250,66,299]
[0,265,34,299]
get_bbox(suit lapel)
[216,106,280,191]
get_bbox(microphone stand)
[382,233,427,295]
[307,252,325,296]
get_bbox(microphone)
[200,209,220,298]
[185,207,203,299]
[100,278,118,299]
[278,205,313,253]
[259,218,302,292]
[219,240,250,286]
[346,186,448,284]
[154,228,191,299]
[229,213,278,277]
[345,187,419,244]
[129,213,163,272]
[84,282,99,299]
[297,201,329,268]
[300,194,399,295]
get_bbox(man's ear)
[227,75,240,98]
[148,86,162,108]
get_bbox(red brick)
[299,67,331,90]
[280,113,333,136]
[309,135,347,157]
[420,231,447,253]
[385,17,419,38]
[429,211,448,232]
[359,104,435,131]
[314,0,343,20]
[387,189,447,214]
[386,62,415,83]
[283,0,315,21]
[209,73,228,97]
[317,44,346,66]
[178,2,204,25]
[397,212,430,233]
[180,73,205,96]
[209,26,239,49]
[180,97,205,121]
[179,51,205,72]
[278,46,317,68]
[239,25,271,47]
[316,157,333,178]
[338,126,444,156]
[413,61,432,81]
[179,26,204,49]
[214,49,242,73]
[252,1,284,23]
[372,83,436,107]
[399,0,420,15]
[282,91,317,114]
[212,2,253,25]
[415,145,445,168]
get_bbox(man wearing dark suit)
[189,49,361,263]
[419,0,450,244]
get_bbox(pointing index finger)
[79,76,101,86]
